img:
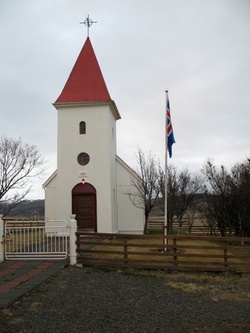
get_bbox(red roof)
[55,37,111,104]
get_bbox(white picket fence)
[0,215,77,264]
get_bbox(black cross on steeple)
[80,15,97,37]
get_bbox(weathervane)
[80,15,97,37]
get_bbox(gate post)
[69,214,77,265]
[0,215,4,262]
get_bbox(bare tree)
[127,148,160,234]
[0,136,45,215]
[158,165,203,233]
[230,160,250,236]
[201,158,250,237]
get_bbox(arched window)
[79,121,86,134]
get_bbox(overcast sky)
[1,0,249,199]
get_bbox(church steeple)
[44,26,143,234]
[55,37,111,104]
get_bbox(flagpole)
[164,90,169,249]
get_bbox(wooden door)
[73,194,96,231]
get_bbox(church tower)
[44,34,144,234]
[46,37,121,232]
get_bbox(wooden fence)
[148,216,208,234]
[76,232,250,273]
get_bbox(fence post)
[224,240,228,271]
[124,238,128,267]
[69,214,77,265]
[163,225,168,251]
[173,237,177,267]
[0,215,4,262]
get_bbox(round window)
[77,152,90,166]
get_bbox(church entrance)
[72,182,97,231]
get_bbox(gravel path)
[1,266,250,333]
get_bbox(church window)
[77,152,90,166]
[79,121,86,134]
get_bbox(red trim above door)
[72,182,96,195]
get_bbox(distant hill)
[0,200,44,218]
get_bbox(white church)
[43,36,144,234]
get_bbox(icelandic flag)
[167,98,175,158]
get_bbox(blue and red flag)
[166,98,175,158]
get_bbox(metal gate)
[4,220,68,260]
